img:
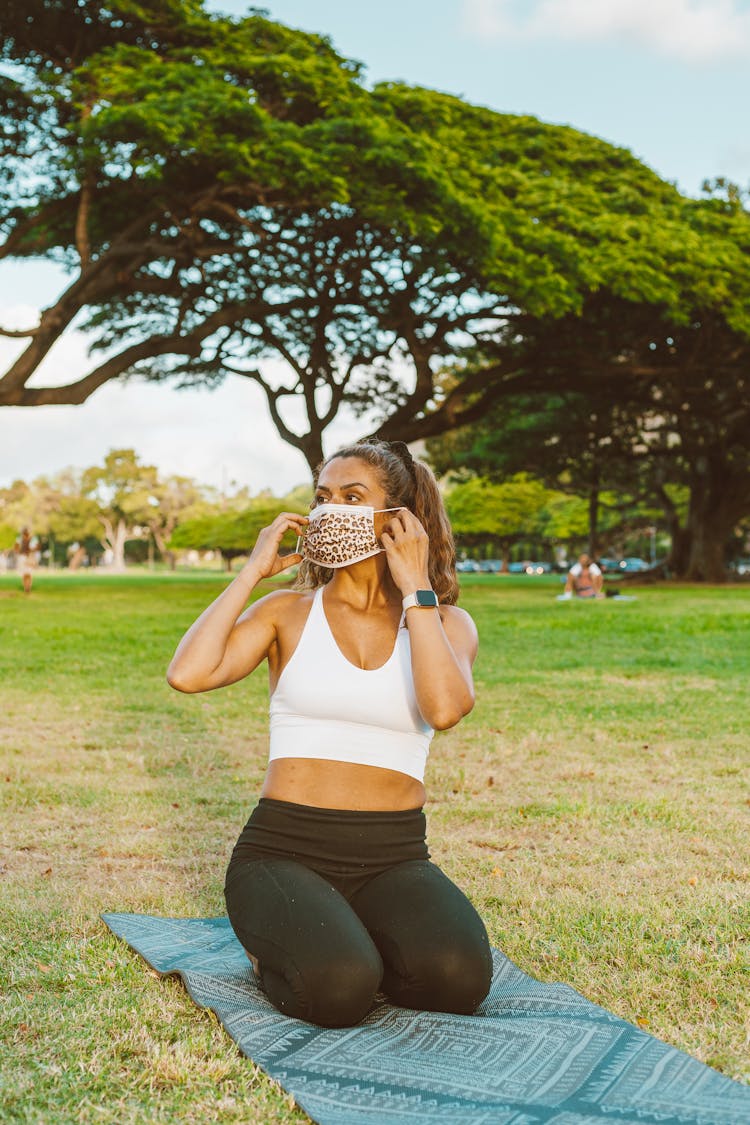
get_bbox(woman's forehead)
[317,457,382,490]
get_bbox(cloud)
[461,0,750,62]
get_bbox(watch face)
[416,589,438,607]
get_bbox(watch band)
[402,589,439,610]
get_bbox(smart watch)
[402,589,439,611]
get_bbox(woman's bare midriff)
[260,757,426,811]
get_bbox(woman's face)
[313,457,389,512]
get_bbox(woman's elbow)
[429,690,475,731]
[166,662,198,694]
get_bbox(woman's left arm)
[405,604,478,729]
[381,509,478,730]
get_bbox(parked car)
[456,558,481,573]
[477,559,503,573]
[597,557,621,573]
[729,558,750,576]
[618,557,650,572]
[523,561,552,574]
[507,560,552,574]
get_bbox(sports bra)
[268,587,434,781]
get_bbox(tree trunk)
[100,516,128,572]
[68,545,86,571]
[151,525,177,570]
[299,430,325,474]
[684,529,726,582]
[682,460,742,582]
[666,526,691,576]
[684,503,732,582]
[587,485,599,558]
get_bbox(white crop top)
[269,587,434,781]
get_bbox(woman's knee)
[224,858,384,1027]
[306,946,383,1026]
[423,940,493,1013]
[391,937,492,1014]
[263,944,382,1027]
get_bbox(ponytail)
[410,460,459,605]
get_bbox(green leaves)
[168,499,306,554]
[3,0,750,572]
[445,475,550,541]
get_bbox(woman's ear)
[374,508,405,541]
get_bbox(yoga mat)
[102,913,750,1125]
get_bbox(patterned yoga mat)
[102,913,750,1125]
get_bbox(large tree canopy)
[3,1,750,582]
[0,0,445,413]
[3,1,749,470]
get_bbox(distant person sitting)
[15,527,40,595]
[562,554,604,599]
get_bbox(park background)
[2,0,750,582]
[1,2,749,1122]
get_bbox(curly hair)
[293,439,459,604]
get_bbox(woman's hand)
[379,509,431,595]
[167,511,308,695]
[242,512,308,582]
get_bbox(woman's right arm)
[166,511,308,693]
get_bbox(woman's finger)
[277,552,303,571]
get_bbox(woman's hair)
[294,439,459,604]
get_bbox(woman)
[563,553,604,599]
[15,527,40,595]
[167,440,493,1027]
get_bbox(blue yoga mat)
[102,913,749,1125]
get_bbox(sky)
[1,0,748,494]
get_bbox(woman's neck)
[325,558,400,611]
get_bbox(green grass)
[1,570,748,1122]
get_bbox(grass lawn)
[1,570,748,1122]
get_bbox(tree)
[428,382,664,559]
[47,493,101,547]
[445,476,550,569]
[0,1,421,417]
[0,522,18,551]
[427,281,750,581]
[5,6,750,583]
[143,473,204,568]
[80,448,164,569]
[169,497,307,570]
[4,3,749,483]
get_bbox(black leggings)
[224,798,493,1028]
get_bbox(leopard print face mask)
[300,503,402,569]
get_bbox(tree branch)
[0,324,39,338]
[0,331,207,406]
[226,365,305,449]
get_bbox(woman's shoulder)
[439,602,478,638]
[249,586,317,623]
[440,602,475,622]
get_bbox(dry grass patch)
[1,573,748,1121]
